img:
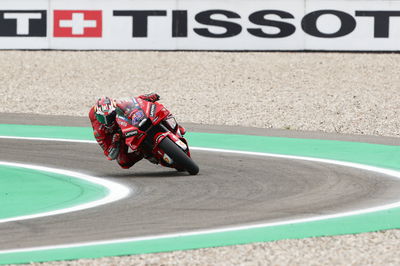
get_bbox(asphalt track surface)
[1,114,400,251]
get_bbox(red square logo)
[54,10,102,37]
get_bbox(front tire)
[159,137,199,175]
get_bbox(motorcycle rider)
[89,93,185,169]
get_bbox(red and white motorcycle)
[115,97,199,175]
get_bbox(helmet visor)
[96,112,116,126]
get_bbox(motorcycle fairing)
[114,97,192,168]
[150,131,190,166]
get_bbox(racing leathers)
[89,93,159,169]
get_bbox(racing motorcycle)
[115,97,199,175]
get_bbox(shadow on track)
[101,170,192,178]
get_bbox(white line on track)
[0,135,400,255]
[0,135,97,143]
[0,161,131,224]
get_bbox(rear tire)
[159,137,199,175]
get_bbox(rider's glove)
[140,93,160,103]
[107,133,120,160]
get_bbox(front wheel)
[159,137,199,175]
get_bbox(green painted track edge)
[0,165,107,220]
[0,124,399,264]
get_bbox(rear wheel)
[159,137,199,175]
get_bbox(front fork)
[149,124,189,165]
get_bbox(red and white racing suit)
[89,106,144,169]
[89,94,158,169]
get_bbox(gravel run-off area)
[0,51,399,265]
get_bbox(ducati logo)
[53,10,102,37]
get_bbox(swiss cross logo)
[54,10,102,37]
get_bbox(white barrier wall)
[1,0,400,50]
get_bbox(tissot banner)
[1,0,400,50]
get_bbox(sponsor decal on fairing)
[125,130,138,137]
[176,140,188,150]
[149,104,156,118]
[132,110,145,124]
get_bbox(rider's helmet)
[95,97,116,127]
